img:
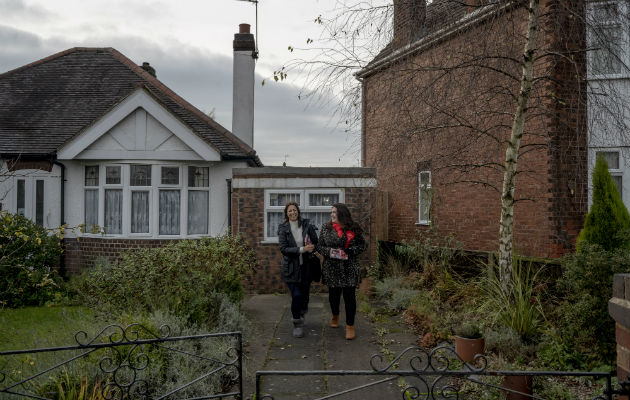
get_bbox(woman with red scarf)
[318,203,366,340]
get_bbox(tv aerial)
[236,0,259,59]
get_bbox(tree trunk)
[498,0,540,296]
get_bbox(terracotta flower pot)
[454,336,485,362]
[501,375,532,400]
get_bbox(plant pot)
[454,335,485,362]
[501,375,532,400]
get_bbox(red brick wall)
[362,1,586,258]
[63,237,179,274]
[232,186,377,293]
[610,273,630,397]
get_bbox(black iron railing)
[0,324,242,400]
[255,345,629,400]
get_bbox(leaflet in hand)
[329,248,348,260]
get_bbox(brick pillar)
[609,273,630,400]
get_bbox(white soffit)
[57,88,221,161]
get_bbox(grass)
[0,306,96,351]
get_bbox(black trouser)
[287,281,311,320]
[328,287,356,326]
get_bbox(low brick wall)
[610,273,630,399]
[63,237,180,274]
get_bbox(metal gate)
[0,323,243,399]
[255,345,630,400]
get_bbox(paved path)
[241,292,419,400]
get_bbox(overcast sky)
[0,0,363,167]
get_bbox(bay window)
[83,163,211,237]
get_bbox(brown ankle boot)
[330,315,339,328]
[345,325,355,340]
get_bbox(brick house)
[0,26,262,273]
[357,0,629,258]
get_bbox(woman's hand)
[304,244,315,253]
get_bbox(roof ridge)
[0,47,114,78]
[106,48,257,158]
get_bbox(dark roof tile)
[0,47,262,166]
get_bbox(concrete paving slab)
[241,292,419,400]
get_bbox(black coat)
[319,222,366,288]
[277,219,319,283]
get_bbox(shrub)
[455,322,482,339]
[555,243,630,365]
[71,235,256,327]
[577,154,630,252]
[0,211,63,307]
[478,257,545,342]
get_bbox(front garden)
[0,212,256,399]
[359,156,630,399]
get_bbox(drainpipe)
[226,178,233,234]
[52,160,66,276]
[52,160,66,226]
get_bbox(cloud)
[0,27,358,166]
[0,0,53,20]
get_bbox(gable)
[57,88,221,161]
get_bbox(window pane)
[130,165,151,186]
[188,167,209,187]
[106,166,121,185]
[188,191,209,234]
[591,25,622,75]
[16,179,25,216]
[35,180,44,226]
[267,212,284,238]
[161,167,179,185]
[302,212,328,231]
[420,188,431,222]
[85,189,98,231]
[131,191,150,233]
[104,189,122,234]
[309,193,338,207]
[612,175,623,198]
[597,151,620,169]
[420,172,431,186]
[269,192,300,207]
[85,166,99,186]
[593,3,618,21]
[159,190,180,235]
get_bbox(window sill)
[260,239,279,244]
[415,221,430,226]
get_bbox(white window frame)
[81,162,212,238]
[263,188,344,243]
[102,164,124,235]
[417,171,432,225]
[186,165,211,236]
[587,1,629,80]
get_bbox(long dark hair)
[283,201,302,227]
[332,203,362,234]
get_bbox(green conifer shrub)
[577,154,630,252]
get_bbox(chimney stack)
[393,0,426,49]
[232,23,256,148]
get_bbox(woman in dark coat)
[277,201,320,338]
[318,203,366,340]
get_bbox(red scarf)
[332,222,354,249]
